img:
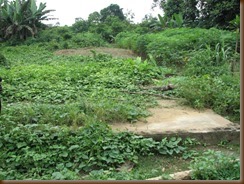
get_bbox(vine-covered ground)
[0,27,240,180]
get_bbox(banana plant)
[158,14,167,29]
[157,13,184,29]
[0,0,55,40]
[173,13,184,27]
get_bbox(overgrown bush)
[147,28,236,66]
[211,75,240,121]
[20,27,108,50]
[71,32,106,48]
[134,35,152,57]
[184,43,236,77]
[115,32,140,50]
[190,150,240,180]
[116,32,154,58]
[37,26,72,43]
[115,28,237,66]
[177,74,240,121]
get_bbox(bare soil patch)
[54,47,137,58]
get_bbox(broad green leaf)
[69,145,79,151]
[16,142,27,148]
[15,0,20,14]
[59,152,68,157]
[52,172,64,180]
[30,0,37,14]
[65,162,73,168]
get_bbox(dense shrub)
[134,35,152,57]
[115,32,154,58]
[71,32,106,48]
[20,27,108,50]
[211,75,240,121]
[190,150,240,180]
[184,44,232,77]
[115,32,140,50]
[147,28,236,66]
[115,28,237,66]
[98,17,131,43]
[36,27,72,43]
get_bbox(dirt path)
[54,47,137,58]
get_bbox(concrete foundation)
[110,100,240,145]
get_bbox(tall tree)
[155,0,199,27]
[88,11,101,24]
[72,18,89,33]
[100,4,125,22]
[153,0,240,29]
[197,0,240,28]
[183,0,199,26]
[160,0,184,18]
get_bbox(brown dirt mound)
[54,47,137,58]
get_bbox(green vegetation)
[0,0,54,41]
[116,28,240,121]
[0,46,162,126]
[0,52,8,67]
[153,0,239,29]
[190,150,240,180]
[85,143,240,180]
[0,0,240,180]
[0,122,195,179]
[116,28,237,65]
[33,29,107,50]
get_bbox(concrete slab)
[110,100,240,144]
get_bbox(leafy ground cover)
[1,45,165,127]
[0,120,239,180]
[0,122,186,179]
[85,142,240,180]
[0,27,240,180]
[0,0,240,180]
